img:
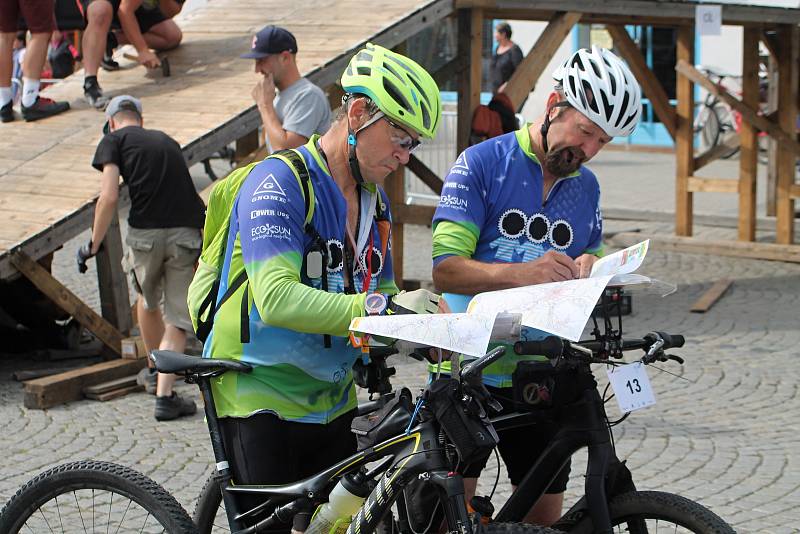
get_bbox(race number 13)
[607,362,656,413]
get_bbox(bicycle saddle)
[150,350,252,375]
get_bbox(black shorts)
[219,409,357,531]
[461,386,571,493]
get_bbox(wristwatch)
[364,293,388,316]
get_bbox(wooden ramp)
[0,0,451,280]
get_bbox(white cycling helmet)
[553,46,642,137]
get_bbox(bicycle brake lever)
[667,354,685,365]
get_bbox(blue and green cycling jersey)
[431,125,603,386]
[204,136,398,422]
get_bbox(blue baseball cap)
[240,25,297,59]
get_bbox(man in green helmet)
[199,43,443,532]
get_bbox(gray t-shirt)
[275,78,332,140]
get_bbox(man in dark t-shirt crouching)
[81,94,204,421]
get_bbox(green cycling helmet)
[341,43,442,139]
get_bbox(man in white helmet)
[431,46,642,525]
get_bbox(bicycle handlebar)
[513,331,684,360]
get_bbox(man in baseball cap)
[240,25,330,151]
[102,94,142,134]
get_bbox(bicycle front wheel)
[565,490,735,534]
[0,460,196,534]
[194,474,228,533]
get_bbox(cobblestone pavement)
[2,214,799,532]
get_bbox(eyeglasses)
[384,117,422,153]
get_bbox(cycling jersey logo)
[451,152,470,176]
[490,211,574,261]
[438,194,468,212]
[326,239,344,273]
[253,174,286,197]
[355,246,384,277]
[549,219,574,250]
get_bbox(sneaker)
[1,101,12,123]
[155,392,197,421]
[136,367,158,395]
[84,80,109,109]
[21,97,70,122]
[101,54,120,71]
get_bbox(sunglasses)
[384,117,422,153]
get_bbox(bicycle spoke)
[55,494,65,533]
[73,490,89,533]
[107,491,113,534]
[37,505,55,533]
[114,498,134,534]
[138,511,151,534]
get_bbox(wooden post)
[10,251,123,356]
[94,211,132,335]
[738,27,759,242]
[767,53,779,217]
[504,12,581,112]
[675,24,695,236]
[387,167,405,287]
[775,25,799,244]
[235,130,261,162]
[456,8,483,156]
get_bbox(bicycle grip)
[655,332,685,349]
[513,336,564,358]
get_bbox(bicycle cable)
[488,446,501,501]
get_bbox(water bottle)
[305,470,371,534]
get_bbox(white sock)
[0,86,11,107]
[22,78,41,107]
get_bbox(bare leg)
[155,324,186,397]
[513,486,564,527]
[143,19,182,51]
[22,32,50,82]
[136,297,165,355]
[82,0,114,77]
[0,33,15,87]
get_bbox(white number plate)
[607,362,656,413]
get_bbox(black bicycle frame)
[490,367,635,534]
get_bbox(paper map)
[349,240,651,356]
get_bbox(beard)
[544,145,586,177]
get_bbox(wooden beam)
[457,8,484,156]
[387,166,406,287]
[94,210,132,337]
[739,27,760,242]
[431,55,464,89]
[392,204,436,226]
[504,11,581,111]
[675,25,695,236]
[24,358,145,409]
[766,53,779,217]
[694,132,740,171]
[407,155,443,196]
[775,25,799,244]
[760,30,781,60]
[791,184,800,199]
[690,279,733,313]
[10,250,123,356]
[676,60,800,158]
[686,177,739,194]
[607,232,800,264]
[606,24,676,140]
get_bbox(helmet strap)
[540,101,571,154]
[346,106,385,186]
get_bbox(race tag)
[607,362,656,413]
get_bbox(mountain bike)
[192,287,735,534]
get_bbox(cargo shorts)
[123,226,202,332]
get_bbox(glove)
[389,289,442,315]
[76,241,95,274]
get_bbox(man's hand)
[252,74,277,110]
[574,253,599,279]
[138,49,160,69]
[76,241,96,274]
[520,250,579,284]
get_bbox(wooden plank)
[775,25,799,244]
[606,24,676,140]
[686,177,739,194]
[453,0,800,25]
[766,53,779,217]
[85,384,144,402]
[739,27,760,242]
[675,25,695,236]
[407,155,443,196]
[456,7,483,156]
[387,167,406,286]
[676,60,800,159]
[607,232,800,264]
[694,131,740,171]
[690,279,733,313]
[504,11,581,111]
[83,375,139,395]
[24,358,145,409]
[393,203,436,225]
[10,250,123,355]
[95,211,132,336]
